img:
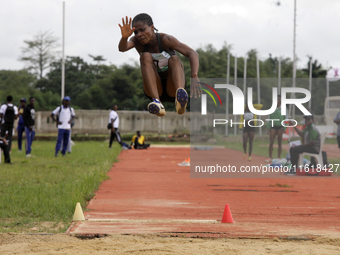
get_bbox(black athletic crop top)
[143,33,176,56]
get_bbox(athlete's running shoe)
[178,158,190,166]
[265,158,272,163]
[178,161,190,166]
[175,88,188,115]
[147,98,166,117]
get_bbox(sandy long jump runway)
[69,147,340,238]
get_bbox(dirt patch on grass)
[0,220,65,233]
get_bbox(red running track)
[69,147,340,238]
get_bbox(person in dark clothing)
[288,114,321,175]
[17,98,27,152]
[265,95,287,163]
[0,95,19,151]
[0,136,11,163]
[23,97,36,157]
[242,105,255,161]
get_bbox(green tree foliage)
[37,57,144,110]
[88,55,107,75]
[194,43,233,78]
[302,57,327,78]
[0,70,60,110]
[0,70,35,104]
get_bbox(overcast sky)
[0,0,339,73]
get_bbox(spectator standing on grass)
[334,111,340,151]
[0,95,19,152]
[58,99,75,154]
[17,98,27,152]
[108,105,122,148]
[51,96,75,157]
[0,136,11,164]
[130,131,150,149]
[23,97,36,157]
[288,114,320,175]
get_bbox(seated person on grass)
[289,114,320,174]
[130,131,150,149]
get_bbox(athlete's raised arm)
[118,16,136,52]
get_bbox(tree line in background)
[0,31,338,115]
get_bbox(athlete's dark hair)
[132,13,158,32]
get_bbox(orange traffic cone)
[221,204,234,223]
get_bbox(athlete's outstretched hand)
[118,16,135,38]
[190,77,202,98]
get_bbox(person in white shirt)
[0,95,19,151]
[51,96,75,157]
[108,105,122,148]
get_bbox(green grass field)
[0,141,121,233]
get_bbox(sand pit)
[1,233,340,254]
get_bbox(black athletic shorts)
[143,71,187,103]
[144,78,175,102]
[243,120,255,133]
[271,126,284,131]
[243,126,255,133]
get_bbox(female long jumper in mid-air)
[118,13,201,117]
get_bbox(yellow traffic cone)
[73,202,85,221]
